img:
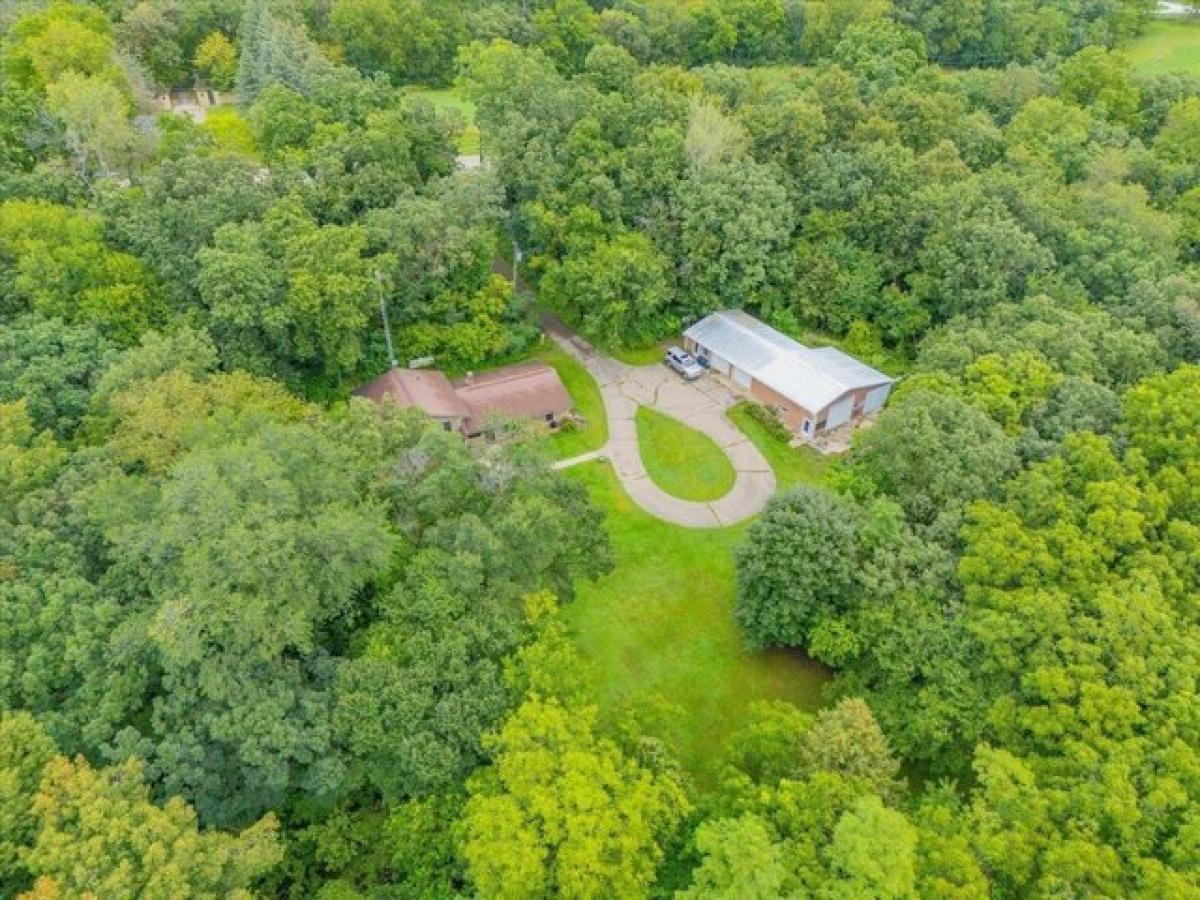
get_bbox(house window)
[442,421,453,432]
[802,418,812,435]
[545,413,555,422]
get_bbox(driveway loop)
[546,322,776,528]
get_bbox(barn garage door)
[825,394,853,429]
[708,353,730,376]
[732,367,752,388]
[864,384,890,413]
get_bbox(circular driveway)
[548,326,776,528]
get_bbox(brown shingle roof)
[354,361,572,435]
[454,361,572,434]
[353,368,468,419]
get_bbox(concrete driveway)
[547,322,776,528]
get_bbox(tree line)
[1,0,1199,896]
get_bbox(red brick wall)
[747,380,815,432]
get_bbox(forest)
[1,0,1199,897]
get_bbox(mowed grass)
[609,342,669,366]
[561,461,828,781]
[727,401,835,488]
[1127,19,1200,76]
[537,343,607,460]
[636,406,736,501]
[407,86,481,154]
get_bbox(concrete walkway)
[544,318,776,528]
[552,449,604,470]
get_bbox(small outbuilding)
[683,310,893,441]
[354,361,572,438]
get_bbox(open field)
[1127,19,1200,75]
[561,460,828,781]
[407,86,481,154]
[636,405,736,501]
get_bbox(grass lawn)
[607,341,669,366]
[561,461,829,781]
[636,406,736,501]
[727,402,835,488]
[537,343,607,460]
[407,86,481,154]
[1127,19,1200,76]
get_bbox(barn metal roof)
[684,310,892,413]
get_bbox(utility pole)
[376,270,398,369]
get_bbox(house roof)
[684,310,892,413]
[454,361,572,434]
[353,368,468,419]
[353,361,572,433]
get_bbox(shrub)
[743,401,791,443]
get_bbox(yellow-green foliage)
[194,31,237,90]
[202,107,259,158]
[0,200,163,343]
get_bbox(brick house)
[354,361,572,438]
[683,310,893,441]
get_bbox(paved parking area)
[547,325,776,527]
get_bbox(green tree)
[907,185,1052,321]
[1124,363,1200,473]
[797,698,902,799]
[197,195,375,385]
[680,814,789,899]
[99,418,395,824]
[101,367,308,473]
[233,0,336,104]
[892,0,985,63]
[100,153,278,309]
[532,0,601,74]
[0,401,66,517]
[330,0,406,79]
[1057,46,1140,130]
[722,700,812,786]
[333,418,611,803]
[0,316,113,438]
[395,275,525,370]
[850,389,1019,540]
[833,20,930,90]
[1005,97,1092,181]
[541,230,673,347]
[677,158,794,316]
[3,1,122,92]
[45,71,144,179]
[826,795,918,899]
[330,0,466,85]
[0,200,164,344]
[0,713,58,895]
[194,31,237,90]
[800,0,892,60]
[461,697,688,899]
[24,755,281,898]
[735,487,861,649]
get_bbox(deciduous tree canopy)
[1,0,1197,895]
